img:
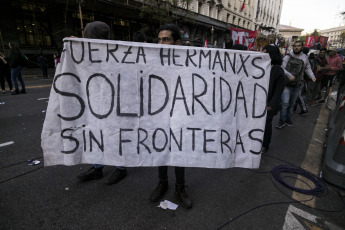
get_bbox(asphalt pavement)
[0,68,344,230]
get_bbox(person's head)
[319,48,327,58]
[184,41,191,46]
[231,44,247,50]
[157,24,181,45]
[263,45,282,65]
[9,42,19,51]
[327,46,337,57]
[84,21,110,39]
[133,32,146,42]
[337,48,343,55]
[302,47,309,55]
[292,41,303,54]
[309,53,315,59]
[225,39,233,49]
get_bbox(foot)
[21,89,27,94]
[299,110,308,115]
[310,101,318,107]
[175,183,192,209]
[106,168,127,185]
[286,120,294,127]
[77,166,103,181]
[2,90,5,94]
[11,90,20,95]
[150,180,168,202]
[275,120,285,129]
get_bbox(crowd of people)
[2,21,344,209]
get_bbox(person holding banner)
[149,24,192,209]
[77,21,128,185]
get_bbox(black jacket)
[267,65,285,113]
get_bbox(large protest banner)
[41,38,271,169]
[305,36,329,49]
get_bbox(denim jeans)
[11,66,26,92]
[280,85,300,122]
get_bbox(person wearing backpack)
[276,41,316,129]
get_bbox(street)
[0,69,344,230]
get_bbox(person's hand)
[289,75,295,81]
[312,77,316,82]
[267,106,273,111]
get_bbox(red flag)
[240,0,245,11]
[204,38,208,48]
[230,27,257,50]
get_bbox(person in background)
[6,42,27,95]
[38,53,49,79]
[293,47,309,115]
[53,53,60,68]
[261,45,285,153]
[319,46,343,103]
[0,52,14,94]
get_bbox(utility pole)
[77,0,84,37]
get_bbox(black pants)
[0,70,13,90]
[158,166,185,184]
[41,67,48,78]
[263,111,275,150]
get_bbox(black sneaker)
[150,180,168,202]
[275,121,285,129]
[286,120,294,127]
[77,166,103,181]
[106,168,127,185]
[299,110,308,115]
[21,90,27,94]
[175,183,192,209]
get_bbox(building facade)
[319,26,345,48]
[0,0,283,67]
[277,24,303,43]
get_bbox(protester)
[6,42,27,95]
[261,45,285,153]
[53,53,60,68]
[307,49,328,106]
[149,24,192,209]
[38,53,49,79]
[133,31,146,43]
[77,21,128,185]
[293,47,309,115]
[276,41,316,129]
[0,52,14,94]
[319,46,343,103]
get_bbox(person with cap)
[318,46,343,103]
[77,21,128,185]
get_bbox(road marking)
[27,84,52,89]
[292,105,329,207]
[283,205,343,230]
[37,97,49,100]
[0,141,14,147]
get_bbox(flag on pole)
[240,0,245,11]
[204,37,208,47]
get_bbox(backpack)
[285,54,304,87]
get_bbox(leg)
[0,72,5,90]
[286,86,300,123]
[263,111,274,150]
[174,167,192,209]
[5,71,13,90]
[77,164,104,181]
[17,67,26,92]
[279,86,291,123]
[10,67,19,94]
[150,166,169,202]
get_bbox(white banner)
[41,38,271,169]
